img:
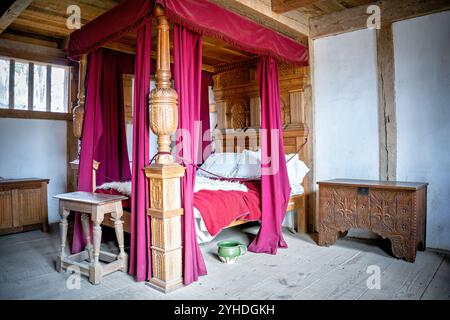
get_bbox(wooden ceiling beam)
[272,0,320,13]
[310,0,450,39]
[0,38,72,65]
[0,0,32,34]
[209,0,309,41]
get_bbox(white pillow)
[234,149,261,179]
[233,150,310,190]
[286,154,310,193]
[197,153,240,178]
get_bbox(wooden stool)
[54,191,128,284]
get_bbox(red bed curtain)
[173,24,207,285]
[94,50,134,186]
[66,0,153,60]
[73,48,134,253]
[248,56,292,254]
[129,20,153,281]
[200,71,212,162]
[155,0,308,66]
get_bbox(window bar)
[28,62,34,111]
[9,59,14,109]
[64,67,69,112]
[46,65,51,112]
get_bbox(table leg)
[56,205,70,272]
[89,207,104,284]
[111,202,128,272]
[81,213,93,262]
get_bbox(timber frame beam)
[309,0,450,39]
[377,24,397,181]
[0,0,32,34]
[272,0,320,13]
[209,0,309,42]
[0,38,72,66]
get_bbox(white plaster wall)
[314,29,380,183]
[0,118,67,223]
[394,11,450,251]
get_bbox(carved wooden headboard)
[212,62,310,130]
[213,123,309,232]
[214,124,308,165]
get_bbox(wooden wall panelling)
[289,89,304,123]
[123,74,133,124]
[249,96,261,127]
[216,101,227,129]
[213,62,309,130]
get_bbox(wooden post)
[72,53,87,140]
[144,4,185,293]
[377,24,397,181]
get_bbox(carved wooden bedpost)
[144,4,185,293]
[72,54,87,140]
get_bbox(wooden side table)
[54,191,128,284]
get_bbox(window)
[14,61,29,110]
[33,64,47,111]
[0,59,9,108]
[0,57,69,113]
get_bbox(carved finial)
[73,54,87,140]
[149,5,179,165]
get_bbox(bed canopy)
[67,0,308,291]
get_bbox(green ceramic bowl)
[217,240,247,264]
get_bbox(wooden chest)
[317,179,428,262]
[0,178,49,235]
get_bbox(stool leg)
[92,221,102,266]
[56,206,70,272]
[89,208,104,284]
[81,213,93,262]
[111,202,128,272]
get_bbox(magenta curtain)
[173,24,207,284]
[200,71,212,162]
[67,0,308,66]
[129,20,152,281]
[72,50,103,253]
[67,0,152,60]
[72,48,134,253]
[156,0,308,66]
[94,49,134,186]
[248,56,291,254]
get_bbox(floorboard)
[0,224,448,300]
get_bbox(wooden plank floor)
[0,224,448,300]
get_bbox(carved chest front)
[317,179,428,262]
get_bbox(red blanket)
[193,180,262,236]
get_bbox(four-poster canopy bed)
[67,0,309,293]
